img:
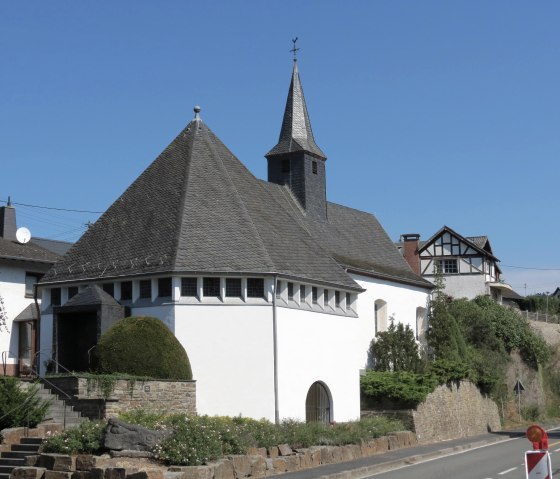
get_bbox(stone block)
[267,446,278,459]
[229,455,250,478]
[44,471,73,479]
[347,444,361,460]
[104,468,126,479]
[72,472,92,479]
[92,456,112,469]
[277,444,292,457]
[90,468,105,479]
[387,435,398,450]
[105,419,170,452]
[331,447,343,463]
[213,459,234,479]
[270,458,286,473]
[10,467,46,479]
[319,446,334,464]
[307,448,322,467]
[25,455,40,466]
[248,456,266,478]
[76,455,95,471]
[283,456,299,472]
[374,436,389,453]
[296,451,312,470]
[166,467,214,479]
[0,427,25,446]
[246,447,267,458]
[38,454,74,472]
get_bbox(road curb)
[313,435,513,479]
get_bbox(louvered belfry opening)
[305,381,331,424]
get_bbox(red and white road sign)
[525,450,552,479]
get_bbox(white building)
[0,202,70,376]
[398,226,513,302]
[38,60,432,423]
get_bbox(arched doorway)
[305,381,332,423]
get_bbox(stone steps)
[0,436,41,479]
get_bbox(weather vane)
[290,37,300,62]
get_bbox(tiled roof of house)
[40,112,429,290]
[466,235,488,250]
[0,237,61,265]
[31,238,73,256]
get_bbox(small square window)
[312,161,318,174]
[287,282,294,301]
[203,277,220,297]
[439,259,458,274]
[324,289,329,307]
[281,159,291,173]
[158,277,172,298]
[139,280,152,299]
[68,287,79,299]
[120,281,132,301]
[247,278,264,298]
[312,287,318,304]
[226,278,242,297]
[103,283,115,297]
[300,284,306,302]
[50,288,61,306]
[181,277,198,297]
[335,291,340,308]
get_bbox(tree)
[0,377,50,429]
[368,317,421,372]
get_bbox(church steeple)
[266,61,326,160]
[266,56,328,220]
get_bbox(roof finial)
[194,105,201,121]
[7,196,11,207]
[290,37,299,62]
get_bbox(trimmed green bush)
[0,377,50,430]
[96,316,192,380]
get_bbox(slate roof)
[31,238,73,256]
[266,61,326,160]
[14,303,39,322]
[40,111,429,290]
[63,285,121,308]
[0,236,61,265]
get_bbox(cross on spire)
[290,37,300,62]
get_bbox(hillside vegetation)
[362,274,552,420]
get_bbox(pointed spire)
[266,61,326,160]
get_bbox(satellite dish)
[16,227,31,244]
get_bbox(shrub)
[41,420,105,454]
[96,316,192,380]
[368,319,421,372]
[0,378,51,430]
[360,371,438,408]
[121,410,405,466]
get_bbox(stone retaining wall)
[12,431,417,479]
[412,380,501,443]
[44,377,196,419]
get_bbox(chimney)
[401,233,421,275]
[0,197,17,241]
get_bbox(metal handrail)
[1,350,16,376]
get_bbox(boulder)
[104,418,170,452]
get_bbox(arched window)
[374,299,387,334]
[416,307,427,344]
[305,382,332,423]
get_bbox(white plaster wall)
[351,274,431,369]
[443,275,486,300]
[276,307,362,422]
[172,304,276,421]
[0,265,34,368]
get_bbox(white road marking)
[554,448,560,452]
[498,467,517,475]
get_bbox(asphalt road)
[277,427,560,479]
[364,428,560,479]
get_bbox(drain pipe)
[272,275,279,424]
[33,283,41,376]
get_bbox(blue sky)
[1,1,559,295]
